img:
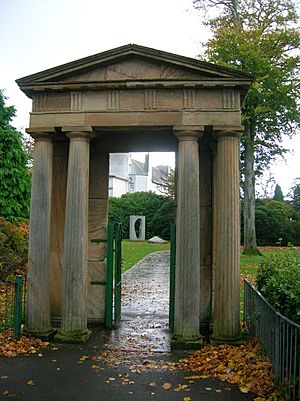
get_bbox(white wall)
[109,176,128,197]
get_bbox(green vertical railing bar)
[114,222,122,327]
[14,275,23,339]
[169,223,176,332]
[105,223,114,329]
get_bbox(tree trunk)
[243,122,260,255]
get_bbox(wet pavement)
[109,251,171,352]
[0,251,256,401]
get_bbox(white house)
[109,153,170,197]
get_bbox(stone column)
[211,127,242,344]
[24,128,56,339]
[172,126,204,348]
[55,127,94,343]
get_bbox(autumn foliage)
[178,338,281,400]
[0,332,49,357]
[0,218,28,281]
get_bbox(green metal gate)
[169,223,176,332]
[105,222,122,329]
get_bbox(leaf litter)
[84,337,283,401]
[0,332,49,357]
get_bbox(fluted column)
[24,128,56,339]
[172,126,204,348]
[55,127,93,343]
[211,127,242,344]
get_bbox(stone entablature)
[31,88,240,113]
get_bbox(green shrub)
[256,250,300,324]
[0,218,28,281]
[108,191,175,239]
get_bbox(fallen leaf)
[239,386,249,393]
[183,397,191,401]
[162,382,172,390]
[27,380,34,386]
[174,384,189,392]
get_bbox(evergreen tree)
[291,181,300,213]
[0,90,31,221]
[273,184,284,202]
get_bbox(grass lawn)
[121,241,290,321]
[121,240,170,272]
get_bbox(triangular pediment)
[16,44,253,89]
[59,58,207,82]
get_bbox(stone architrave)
[23,129,56,339]
[211,127,242,344]
[172,126,204,348]
[129,215,146,240]
[55,128,94,343]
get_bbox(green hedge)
[256,250,300,324]
[108,191,175,240]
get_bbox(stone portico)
[17,44,251,345]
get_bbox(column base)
[171,334,203,350]
[22,327,57,341]
[54,328,92,344]
[210,335,244,346]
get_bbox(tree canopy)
[0,90,31,221]
[193,0,300,254]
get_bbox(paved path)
[0,251,255,401]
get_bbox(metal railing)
[0,275,26,339]
[244,279,300,401]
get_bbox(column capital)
[62,126,95,142]
[174,125,204,142]
[213,125,244,139]
[25,127,56,142]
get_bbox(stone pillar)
[211,127,242,344]
[24,128,56,339]
[172,126,204,348]
[55,127,94,343]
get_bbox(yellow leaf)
[183,397,191,401]
[2,390,9,395]
[162,382,172,390]
[239,386,249,393]
[27,380,34,386]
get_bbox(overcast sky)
[0,0,299,196]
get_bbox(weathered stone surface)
[212,130,241,343]
[173,128,203,343]
[56,129,93,342]
[50,141,68,321]
[18,45,250,345]
[25,131,55,336]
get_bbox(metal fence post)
[169,223,176,332]
[14,275,23,339]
